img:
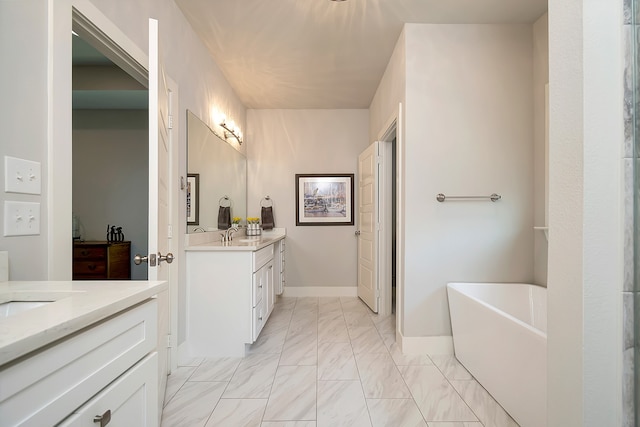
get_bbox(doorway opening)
[379,130,397,317]
[71,21,149,280]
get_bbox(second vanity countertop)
[0,280,167,367]
[185,228,286,252]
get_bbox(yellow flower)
[232,217,241,224]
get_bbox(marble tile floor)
[161,296,519,427]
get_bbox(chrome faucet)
[220,225,238,242]
[193,227,206,233]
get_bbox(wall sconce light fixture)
[219,117,243,145]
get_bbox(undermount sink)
[0,301,52,318]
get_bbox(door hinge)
[168,224,173,238]
[167,334,174,348]
[168,114,173,130]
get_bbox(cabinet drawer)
[73,261,107,276]
[73,246,107,260]
[108,261,130,280]
[253,245,274,272]
[59,352,158,427]
[252,269,264,307]
[252,298,266,341]
[0,299,157,427]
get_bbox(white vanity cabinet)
[185,235,285,357]
[274,239,285,295]
[58,352,157,427]
[252,245,274,340]
[0,299,159,427]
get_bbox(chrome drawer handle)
[94,409,111,426]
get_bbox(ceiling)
[175,0,548,110]
[72,35,148,109]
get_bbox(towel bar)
[436,193,501,202]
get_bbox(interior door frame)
[376,106,401,324]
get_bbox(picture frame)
[187,173,200,225]
[295,174,354,226]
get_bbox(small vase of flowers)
[246,217,261,236]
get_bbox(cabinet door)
[265,260,275,316]
[59,353,158,427]
[274,240,285,296]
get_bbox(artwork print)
[295,174,354,226]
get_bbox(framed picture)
[295,174,354,226]
[187,174,200,225]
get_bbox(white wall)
[533,13,549,286]
[0,0,50,280]
[548,0,624,424]
[369,29,406,142]
[401,24,534,337]
[246,109,369,289]
[72,110,149,280]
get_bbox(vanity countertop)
[0,280,167,367]
[185,229,286,252]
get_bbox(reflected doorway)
[71,30,149,280]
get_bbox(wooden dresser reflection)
[73,241,131,280]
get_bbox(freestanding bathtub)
[447,282,547,427]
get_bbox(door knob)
[134,253,157,266]
[133,254,147,265]
[158,252,174,264]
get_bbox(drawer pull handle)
[94,409,111,426]
[88,264,96,271]
[81,250,89,256]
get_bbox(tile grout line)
[261,296,297,424]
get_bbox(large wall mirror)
[187,110,246,232]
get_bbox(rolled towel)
[261,206,274,230]
[218,206,231,229]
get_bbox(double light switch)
[4,156,42,236]
[5,156,41,195]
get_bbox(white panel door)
[148,18,172,417]
[357,142,379,312]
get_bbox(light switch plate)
[4,156,41,195]
[4,201,40,236]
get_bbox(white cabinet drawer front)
[252,299,266,341]
[0,299,157,427]
[253,245,274,272]
[59,352,158,427]
[252,270,264,307]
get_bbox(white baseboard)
[398,330,454,355]
[282,286,358,297]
